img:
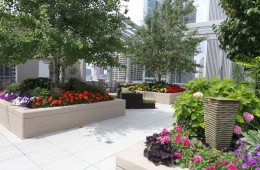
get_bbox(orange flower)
[32,100,36,103]
[37,97,42,102]
[35,103,39,106]
[79,125,83,128]
[75,97,79,100]
[48,97,53,102]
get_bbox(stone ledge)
[136,91,182,104]
[116,142,188,170]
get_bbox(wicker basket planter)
[203,97,240,150]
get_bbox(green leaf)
[236,114,245,123]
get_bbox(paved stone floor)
[0,104,175,170]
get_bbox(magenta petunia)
[193,156,202,162]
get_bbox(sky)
[121,0,210,25]
[121,0,144,25]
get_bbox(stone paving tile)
[0,103,175,170]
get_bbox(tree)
[0,0,127,87]
[126,0,204,82]
[213,0,260,61]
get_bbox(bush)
[30,87,51,98]
[20,78,51,94]
[4,83,21,94]
[173,77,260,137]
[62,78,105,93]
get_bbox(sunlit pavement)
[0,103,175,170]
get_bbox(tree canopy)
[0,0,127,85]
[213,0,260,61]
[126,0,204,82]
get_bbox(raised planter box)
[116,141,188,170]
[136,91,182,105]
[0,99,125,139]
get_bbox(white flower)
[192,92,203,98]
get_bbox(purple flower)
[255,168,260,170]
[257,152,260,157]
[238,139,246,145]
[238,146,244,150]
[234,149,239,154]
[241,164,247,169]
[240,154,245,159]
[257,144,260,150]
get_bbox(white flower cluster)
[12,96,35,106]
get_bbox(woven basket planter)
[203,97,240,150]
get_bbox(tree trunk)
[53,54,61,88]
[158,73,162,82]
[61,66,65,84]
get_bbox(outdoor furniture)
[142,98,155,109]
[120,93,143,109]
[203,97,240,150]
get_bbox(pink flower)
[175,125,183,133]
[157,135,171,144]
[175,136,181,143]
[183,139,190,147]
[193,156,202,162]
[161,128,169,135]
[219,160,227,165]
[174,152,182,158]
[228,163,236,170]
[210,163,216,169]
[234,158,239,161]
[243,112,254,123]
[233,125,242,134]
[206,167,213,170]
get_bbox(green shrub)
[30,87,51,98]
[62,78,105,93]
[173,77,260,137]
[20,78,51,93]
[5,83,21,94]
[240,130,260,153]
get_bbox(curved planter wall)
[136,91,182,105]
[0,99,125,139]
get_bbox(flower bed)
[0,98,125,138]
[0,90,113,108]
[0,88,126,138]
[143,126,260,170]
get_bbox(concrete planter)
[0,99,125,139]
[136,91,182,105]
[116,142,188,170]
[203,97,240,150]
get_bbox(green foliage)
[213,0,260,61]
[126,0,204,81]
[173,77,260,136]
[4,83,21,95]
[0,0,127,86]
[30,87,51,98]
[62,78,105,93]
[240,130,260,153]
[235,56,260,98]
[20,78,51,94]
